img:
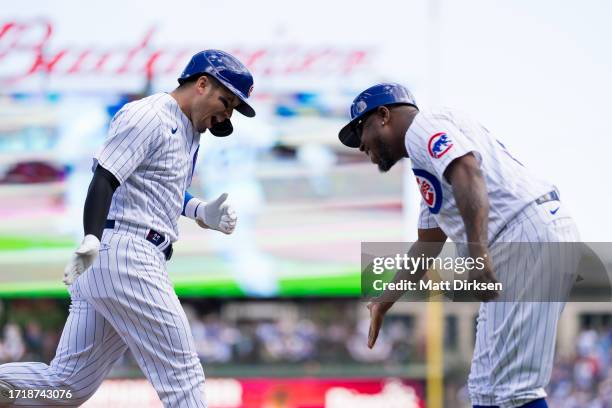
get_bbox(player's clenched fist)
[63,235,100,286]
[195,193,237,235]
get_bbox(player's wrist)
[371,299,394,313]
[466,240,488,256]
[83,234,100,244]
[78,235,100,253]
[184,196,206,221]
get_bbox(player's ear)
[195,75,209,94]
[377,106,391,124]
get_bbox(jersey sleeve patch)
[427,132,454,158]
[413,168,443,214]
[418,199,439,229]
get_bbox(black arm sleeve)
[83,165,120,240]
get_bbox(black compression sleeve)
[83,165,120,240]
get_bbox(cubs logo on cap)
[428,132,453,159]
[413,169,442,214]
[355,100,368,115]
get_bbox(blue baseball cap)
[338,83,417,148]
[178,50,256,119]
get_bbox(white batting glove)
[63,234,100,286]
[195,193,238,235]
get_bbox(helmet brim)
[338,101,418,148]
[179,72,256,118]
[338,119,361,148]
[235,101,256,118]
[217,78,256,118]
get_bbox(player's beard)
[375,139,401,172]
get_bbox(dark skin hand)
[368,227,447,349]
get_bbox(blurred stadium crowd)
[0,300,420,367]
[546,328,612,407]
[1,299,610,407]
[183,306,419,366]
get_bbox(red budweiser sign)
[0,19,372,89]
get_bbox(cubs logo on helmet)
[428,132,453,159]
[413,169,443,214]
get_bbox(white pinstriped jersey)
[407,108,553,243]
[0,92,208,406]
[94,93,201,243]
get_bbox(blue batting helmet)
[178,50,255,136]
[338,83,417,148]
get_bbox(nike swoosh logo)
[550,207,560,215]
[171,126,178,134]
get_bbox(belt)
[535,190,560,205]
[104,219,173,261]
[490,190,561,244]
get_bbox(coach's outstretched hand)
[63,234,100,286]
[195,193,238,235]
[367,301,393,349]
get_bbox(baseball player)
[0,49,255,407]
[338,83,581,408]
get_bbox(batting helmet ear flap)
[209,118,233,136]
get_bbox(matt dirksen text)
[372,279,502,292]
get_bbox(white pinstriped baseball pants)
[0,229,206,407]
[468,200,581,408]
